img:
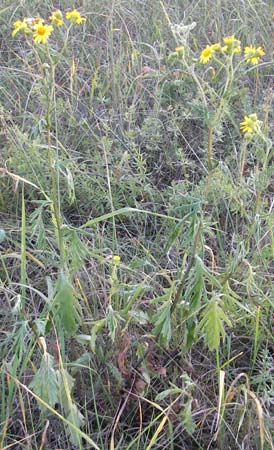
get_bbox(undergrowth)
[0,1,273,449]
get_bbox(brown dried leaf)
[157,367,167,377]
[134,378,147,395]
[146,341,167,377]
[117,332,131,378]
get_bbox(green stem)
[207,127,213,170]
[20,183,26,307]
[45,51,65,269]
[206,54,234,171]
[240,140,247,180]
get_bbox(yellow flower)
[11,19,28,37]
[112,255,121,265]
[33,23,54,44]
[233,46,241,53]
[199,43,221,64]
[200,45,213,64]
[223,35,236,45]
[66,9,86,24]
[49,10,64,26]
[222,35,241,54]
[244,45,265,65]
[240,114,260,135]
[175,46,184,53]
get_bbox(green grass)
[0,1,273,449]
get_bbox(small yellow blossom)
[112,255,121,265]
[11,19,28,37]
[199,43,221,64]
[200,45,213,64]
[66,9,86,24]
[33,23,54,44]
[240,113,261,135]
[175,46,184,54]
[223,35,236,45]
[222,35,241,54]
[244,45,265,65]
[49,10,64,26]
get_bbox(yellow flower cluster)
[199,35,265,65]
[66,10,86,24]
[11,9,86,44]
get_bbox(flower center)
[37,26,46,35]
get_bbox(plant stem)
[20,183,26,307]
[240,140,247,180]
[207,127,213,171]
[45,58,65,269]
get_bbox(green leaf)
[52,272,81,336]
[128,310,149,325]
[90,319,106,353]
[11,321,30,359]
[55,162,75,204]
[65,229,88,273]
[75,334,93,344]
[106,305,123,342]
[29,203,48,249]
[198,296,231,351]
[29,352,59,411]
[0,228,6,243]
[66,404,85,446]
[56,369,75,412]
[184,262,205,313]
[182,398,196,435]
[185,319,196,349]
[123,282,147,315]
[55,368,85,447]
[70,353,92,375]
[164,212,192,253]
[152,301,172,346]
[80,207,180,229]
[196,256,222,290]
[150,287,173,305]
[155,387,182,401]
[33,319,47,336]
